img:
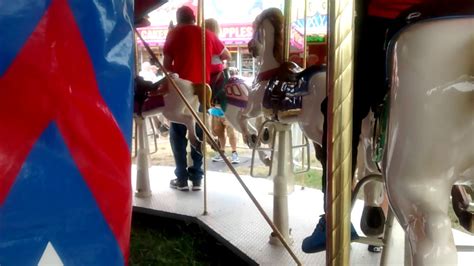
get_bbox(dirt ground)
[130,119,276,176]
[130,117,321,178]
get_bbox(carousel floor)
[132,165,474,265]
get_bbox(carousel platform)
[132,165,474,265]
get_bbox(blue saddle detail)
[262,64,325,113]
[262,80,303,111]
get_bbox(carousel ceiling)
[135,0,168,26]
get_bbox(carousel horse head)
[248,7,284,64]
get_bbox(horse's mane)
[254,8,284,64]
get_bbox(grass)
[295,169,323,190]
[130,213,248,266]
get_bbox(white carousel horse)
[222,76,271,143]
[133,74,211,197]
[217,76,272,165]
[382,16,473,265]
[135,73,211,148]
[246,7,386,237]
[220,76,255,134]
[243,8,326,147]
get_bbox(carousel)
[132,0,474,265]
[0,0,472,265]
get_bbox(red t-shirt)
[368,0,425,18]
[163,24,225,83]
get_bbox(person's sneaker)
[302,215,359,253]
[231,152,240,164]
[169,179,189,191]
[158,124,169,137]
[191,180,202,191]
[212,154,224,162]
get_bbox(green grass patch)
[295,169,323,190]
[130,213,248,266]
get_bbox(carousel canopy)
[135,0,168,26]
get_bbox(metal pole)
[134,32,140,72]
[267,0,294,248]
[133,31,152,198]
[303,0,308,68]
[197,0,208,216]
[269,123,293,246]
[135,116,152,197]
[301,0,308,160]
[326,0,355,265]
[237,46,241,71]
[283,0,292,61]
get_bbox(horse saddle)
[134,76,166,115]
[224,77,248,109]
[263,62,325,118]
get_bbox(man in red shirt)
[163,6,230,191]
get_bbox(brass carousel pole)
[283,0,292,60]
[301,0,308,166]
[326,0,355,265]
[198,0,209,215]
[302,0,308,68]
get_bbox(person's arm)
[209,30,231,62]
[162,29,175,72]
[219,47,231,62]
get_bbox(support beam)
[326,0,355,265]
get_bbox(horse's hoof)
[261,128,271,144]
[368,245,382,253]
[248,134,258,148]
[360,206,385,237]
[457,211,474,233]
[452,185,474,233]
[263,156,272,166]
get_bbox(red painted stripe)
[0,0,131,262]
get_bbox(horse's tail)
[193,83,212,110]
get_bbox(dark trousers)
[320,15,393,211]
[169,122,203,183]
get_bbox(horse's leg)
[167,110,200,149]
[239,88,264,147]
[360,184,385,239]
[351,114,385,238]
[451,185,474,233]
[238,104,259,146]
[386,175,457,265]
[182,113,201,150]
[239,112,256,147]
[359,146,385,238]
